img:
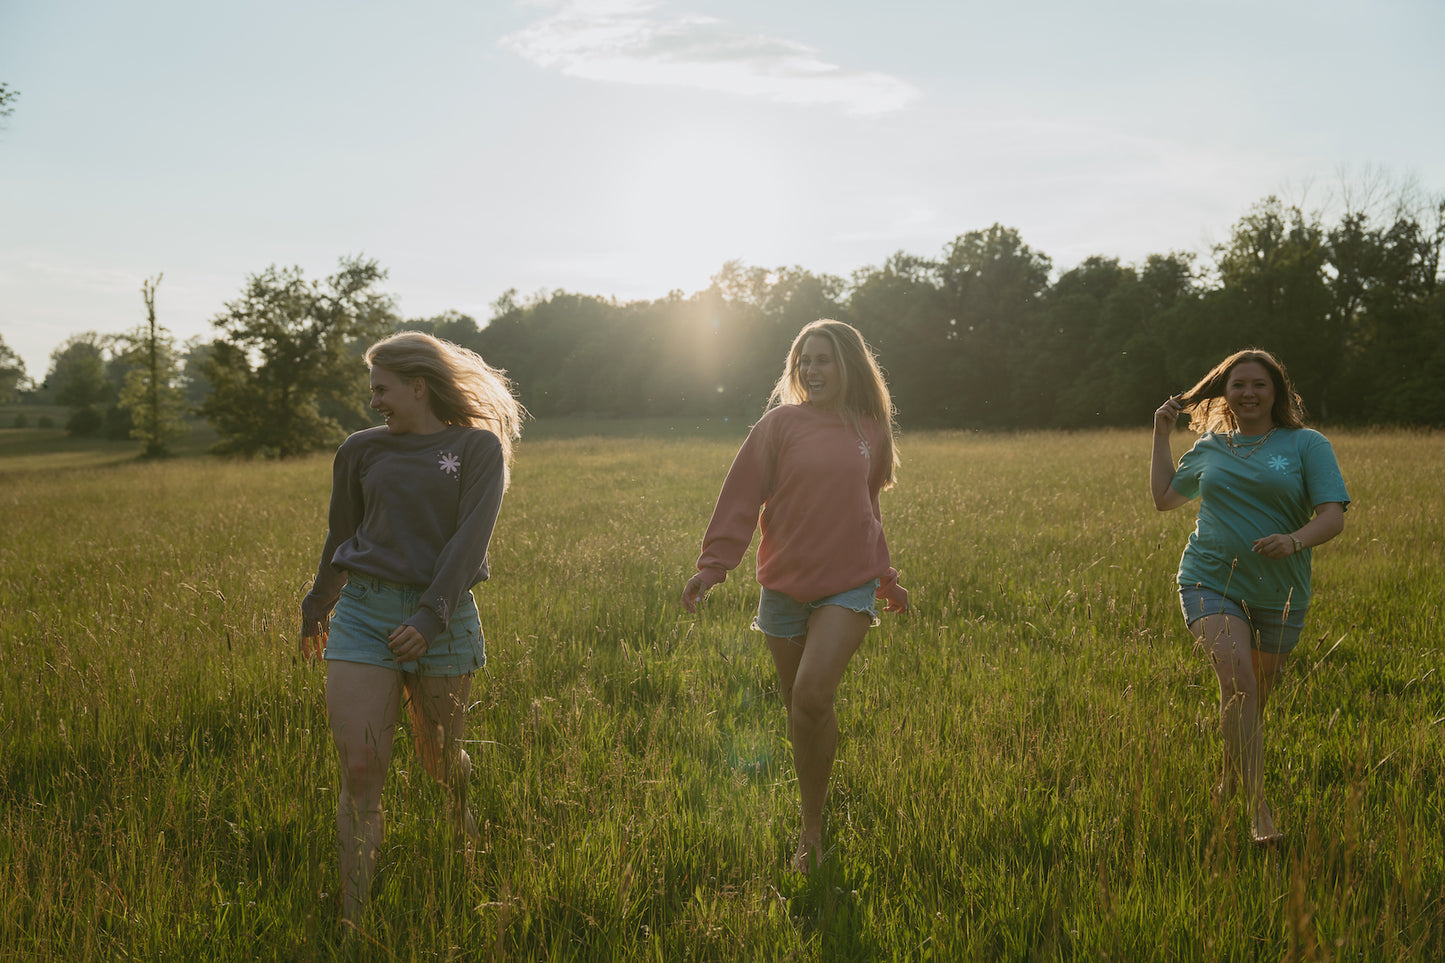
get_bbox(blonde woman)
[682,319,909,873]
[300,331,523,925]
[1151,348,1348,844]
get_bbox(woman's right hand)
[300,612,328,662]
[1154,395,1183,434]
[300,600,330,662]
[681,570,724,613]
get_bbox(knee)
[1203,648,1253,694]
[790,684,834,729]
[456,748,471,782]
[423,739,468,786]
[340,748,387,802]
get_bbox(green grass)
[0,420,221,474]
[0,427,1440,960]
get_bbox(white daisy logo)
[858,439,871,460]
[1267,454,1290,473]
[438,451,461,476]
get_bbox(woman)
[300,331,523,925]
[1151,348,1348,844]
[682,319,909,873]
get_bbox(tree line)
[5,187,1441,457]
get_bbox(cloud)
[501,0,920,115]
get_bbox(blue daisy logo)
[1267,454,1290,473]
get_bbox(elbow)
[1315,503,1347,542]
[1152,490,1180,512]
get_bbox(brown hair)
[767,319,899,488]
[1178,348,1307,433]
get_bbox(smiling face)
[1224,360,1276,433]
[369,365,431,434]
[797,334,844,410]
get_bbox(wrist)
[1290,534,1303,554]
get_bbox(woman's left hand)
[388,624,429,662]
[879,581,909,614]
[1252,533,1298,559]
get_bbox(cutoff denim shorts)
[1179,585,1307,655]
[752,579,880,639]
[325,576,484,676]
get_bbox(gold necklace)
[1226,426,1276,459]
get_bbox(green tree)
[0,333,27,404]
[399,310,487,354]
[1328,202,1445,423]
[117,274,189,457]
[178,337,215,409]
[1036,256,1134,427]
[938,225,1053,426]
[1213,197,1333,416]
[201,256,396,457]
[847,252,947,424]
[45,333,114,436]
[702,262,849,416]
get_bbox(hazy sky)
[3,0,1442,378]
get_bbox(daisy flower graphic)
[1267,454,1290,473]
[438,452,461,475]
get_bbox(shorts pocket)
[340,579,371,602]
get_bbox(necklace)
[1226,426,1276,459]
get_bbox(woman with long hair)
[682,319,909,872]
[1151,348,1348,844]
[300,330,524,925]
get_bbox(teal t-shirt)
[1170,427,1349,611]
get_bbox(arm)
[682,423,772,612]
[404,434,507,643]
[300,442,361,659]
[868,455,908,614]
[1252,502,1346,559]
[1151,396,1189,511]
[876,567,909,613]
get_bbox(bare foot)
[791,836,824,874]
[1250,798,1284,846]
[443,795,481,855]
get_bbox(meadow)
[0,425,1440,961]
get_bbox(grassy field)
[0,426,1440,960]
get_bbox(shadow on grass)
[777,857,884,963]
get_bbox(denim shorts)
[325,576,484,676]
[752,579,880,639]
[1178,585,1307,655]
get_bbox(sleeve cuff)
[405,609,444,645]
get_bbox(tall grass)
[0,428,1439,960]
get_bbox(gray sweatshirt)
[303,424,506,642]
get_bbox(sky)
[2,0,1443,379]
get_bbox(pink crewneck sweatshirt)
[695,403,898,603]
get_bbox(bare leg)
[327,661,404,925]
[404,672,480,844]
[767,605,871,872]
[1191,614,1283,843]
[1252,648,1290,712]
[766,634,805,740]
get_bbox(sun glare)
[613,123,796,267]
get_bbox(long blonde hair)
[1178,348,1307,434]
[365,331,526,470]
[768,319,899,488]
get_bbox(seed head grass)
[0,427,1439,960]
